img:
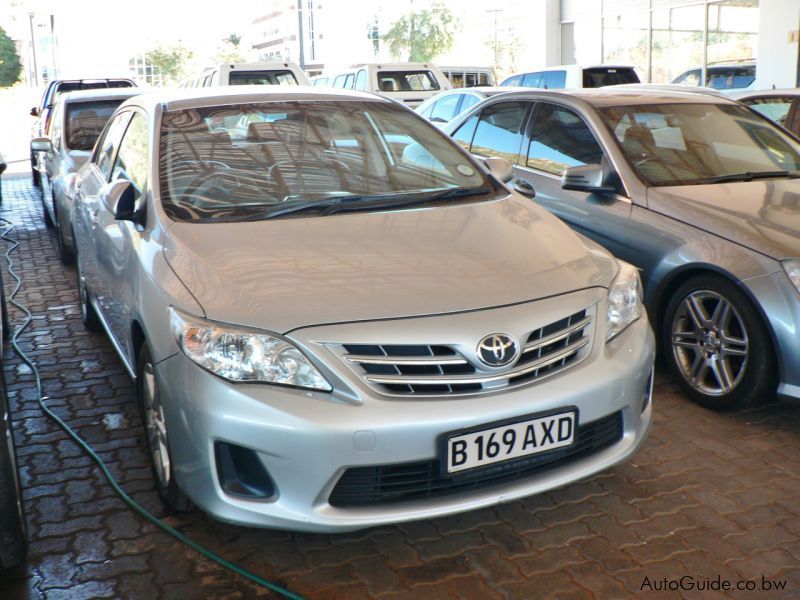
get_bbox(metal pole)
[28,13,39,86]
[701,1,708,86]
[297,0,305,68]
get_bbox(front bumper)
[742,270,800,404]
[155,303,655,532]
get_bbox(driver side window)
[111,113,149,201]
[95,112,132,180]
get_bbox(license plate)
[445,410,577,474]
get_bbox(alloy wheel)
[141,361,171,488]
[671,290,749,396]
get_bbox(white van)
[339,63,451,107]
[182,62,311,88]
[441,66,495,88]
[501,64,640,89]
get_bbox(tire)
[0,277,9,343]
[137,344,192,512]
[54,198,74,265]
[0,373,28,569]
[662,274,776,411]
[41,181,54,229]
[75,248,101,332]
[30,151,40,189]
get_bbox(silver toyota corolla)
[71,87,654,531]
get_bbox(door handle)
[513,179,536,198]
[88,208,99,226]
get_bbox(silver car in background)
[444,89,800,410]
[71,87,654,531]
[30,88,142,263]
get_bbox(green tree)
[213,33,246,65]
[145,44,194,84]
[0,27,22,87]
[382,3,457,62]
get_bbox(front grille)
[329,411,623,507]
[338,309,592,396]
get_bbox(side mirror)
[100,179,137,221]
[561,164,616,194]
[484,156,514,184]
[30,107,38,117]
[30,137,52,153]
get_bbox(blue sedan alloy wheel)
[664,275,775,411]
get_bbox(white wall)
[755,0,799,89]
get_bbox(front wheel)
[75,247,100,332]
[137,344,191,512]
[663,274,775,410]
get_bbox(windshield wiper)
[699,170,800,184]
[253,187,493,220]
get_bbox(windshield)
[159,100,495,221]
[229,71,298,86]
[65,100,126,151]
[599,103,800,186]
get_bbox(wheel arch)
[652,263,781,379]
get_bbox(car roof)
[481,88,738,108]
[728,88,800,100]
[59,88,145,103]
[119,85,394,113]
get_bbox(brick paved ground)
[0,174,799,599]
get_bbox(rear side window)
[65,100,126,151]
[430,94,461,123]
[229,70,298,85]
[673,70,700,86]
[460,94,481,113]
[527,103,604,175]
[354,70,367,91]
[522,72,543,87]
[377,71,439,92]
[743,97,793,127]
[502,75,522,87]
[542,70,566,89]
[344,73,355,89]
[707,66,755,90]
[469,101,529,163]
[582,67,639,88]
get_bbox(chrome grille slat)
[335,307,594,396]
[346,355,468,366]
[522,316,592,355]
[364,337,590,386]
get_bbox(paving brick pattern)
[0,174,799,599]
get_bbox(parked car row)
[22,71,800,536]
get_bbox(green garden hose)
[1,219,304,600]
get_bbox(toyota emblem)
[477,333,519,367]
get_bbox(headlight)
[606,261,643,341]
[782,259,800,293]
[169,308,332,391]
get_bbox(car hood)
[647,179,800,260]
[162,196,617,332]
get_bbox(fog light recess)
[215,441,276,499]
